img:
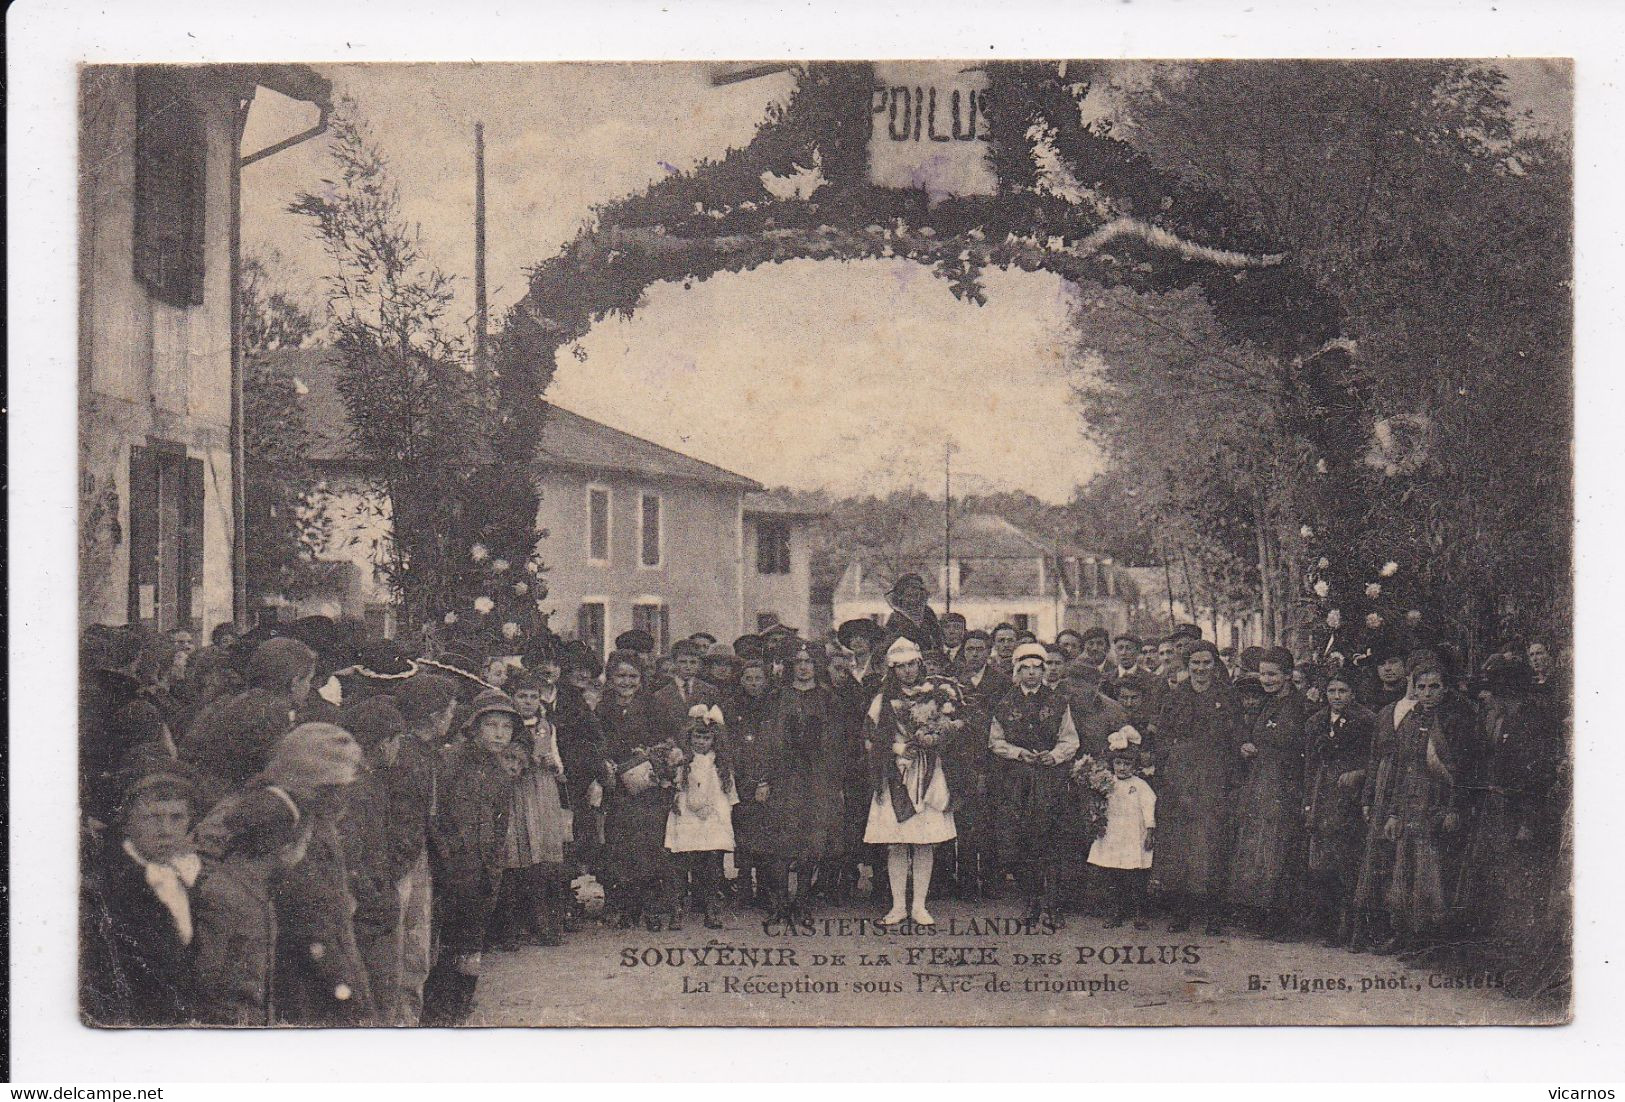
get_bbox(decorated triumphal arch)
[495,61,1346,414]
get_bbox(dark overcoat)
[598,693,676,885]
[753,685,846,864]
[81,843,197,1025]
[1152,681,1243,899]
[1303,704,1377,892]
[1225,687,1308,911]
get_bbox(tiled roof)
[533,405,761,490]
[266,347,760,490]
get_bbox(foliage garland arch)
[487,61,1374,650]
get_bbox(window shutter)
[127,446,160,623]
[588,488,609,560]
[133,70,206,307]
[640,495,660,566]
[178,455,206,628]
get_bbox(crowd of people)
[79,571,1572,1027]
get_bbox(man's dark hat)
[836,619,884,648]
[886,572,927,598]
[560,639,604,677]
[614,629,655,654]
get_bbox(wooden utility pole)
[474,122,489,371]
[943,442,953,615]
[1161,539,1177,631]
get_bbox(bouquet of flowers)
[616,737,690,794]
[887,676,965,770]
[1069,752,1116,840]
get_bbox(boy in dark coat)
[647,638,719,743]
[724,659,778,908]
[388,672,459,1024]
[192,788,308,1026]
[339,698,413,1025]
[423,690,519,1025]
[1302,672,1377,945]
[81,769,201,1026]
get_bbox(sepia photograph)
[70,52,1574,1035]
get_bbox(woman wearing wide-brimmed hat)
[879,573,945,656]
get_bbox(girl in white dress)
[1088,726,1156,930]
[665,705,738,929]
[864,638,957,926]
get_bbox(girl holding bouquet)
[665,705,739,929]
[1087,727,1157,930]
[864,638,959,926]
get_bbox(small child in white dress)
[665,705,738,929]
[1088,726,1156,930]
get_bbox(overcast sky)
[241,60,1569,504]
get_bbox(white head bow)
[689,703,725,727]
[1107,725,1143,752]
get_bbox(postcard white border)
[9,0,1625,1083]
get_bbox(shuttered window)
[756,519,791,574]
[133,70,207,308]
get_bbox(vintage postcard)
[75,58,1572,1029]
